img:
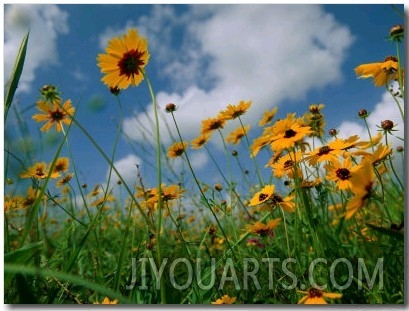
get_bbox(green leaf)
[366,223,404,241]
[4,241,43,287]
[5,264,134,304]
[4,31,29,122]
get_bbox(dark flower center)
[210,121,224,130]
[259,193,269,202]
[54,163,65,172]
[336,168,351,180]
[317,145,332,156]
[270,195,283,204]
[257,228,270,237]
[50,109,65,122]
[118,49,145,78]
[308,287,323,298]
[174,148,185,156]
[284,160,294,170]
[284,129,297,138]
[36,168,45,178]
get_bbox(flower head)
[52,157,70,174]
[355,56,402,87]
[324,157,362,191]
[32,99,75,132]
[389,24,404,43]
[167,141,188,158]
[249,185,295,213]
[200,116,227,136]
[20,162,60,180]
[226,125,250,145]
[219,100,252,121]
[57,173,74,188]
[259,107,278,127]
[146,184,186,207]
[191,133,211,149]
[94,297,119,304]
[246,218,282,237]
[97,28,150,90]
[267,151,303,179]
[211,295,236,304]
[305,135,361,166]
[297,287,342,304]
[269,113,313,152]
[249,185,275,206]
[40,84,61,102]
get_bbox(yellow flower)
[344,160,375,219]
[97,28,150,90]
[211,295,236,304]
[297,287,342,304]
[305,135,361,166]
[219,100,252,120]
[226,125,250,145]
[200,115,227,136]
[21,187,42,209]
[52,157,70,174]
[364,143,393,166]
[167,141,188,158]
[267,151,303,179]
[355,56,402,87]
[90,194,116,207]
[191,133,211,149]
[94,297,118,304]
[249,185,295,212]
[249,185,275,206]
[32,99,75,132]
[324,157,362,191]
[57,173,74,188]
[269,113,313,152]
[146,184,186,206]
[20,162,60,180]
[259,107,278,126]
[250,134,272,157]
[4,194,23,213]
[246,218,282,237]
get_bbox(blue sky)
[3,3,405,195]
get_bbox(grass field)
[3,22,405,305]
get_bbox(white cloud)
[4,4,69,93]
[337,88,404,148]
[108,154,143,187]
[114,4,354,146]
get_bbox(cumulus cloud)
[111,4,354,146]
[337,88,404,148]
[4,4,69,93]
[108,154,143,187]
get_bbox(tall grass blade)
[4,31,29,122]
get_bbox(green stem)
[395,41,405,102]
[238,116,264,185]
[169,112,236,251]
[141,71,166,304]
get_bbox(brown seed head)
[381,119,394,131]
[165,103,177,113]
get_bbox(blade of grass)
[5,263,134,304]
[5,31,29,122]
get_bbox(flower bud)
[358,109,369,118]
[214,183,223,192]
[165,103,177,113]
[389,24,404,42]
[328,128,338,137]
[381,119,394,131]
